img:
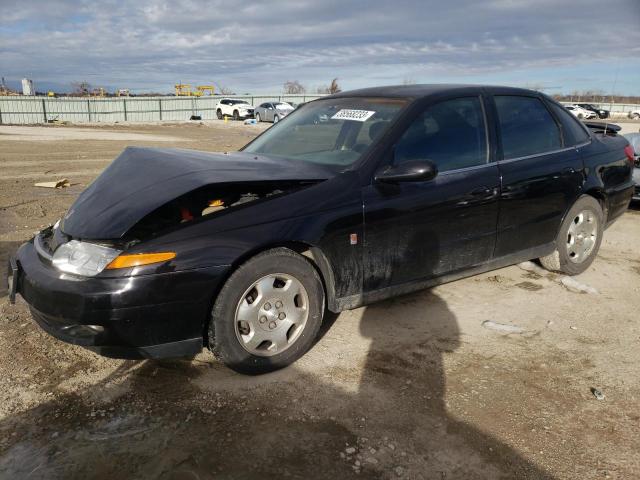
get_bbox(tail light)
[624,145,635,165]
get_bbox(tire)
[633,113,640,120]
[255,113,261,122]
[216,109,222,120]
[577,113,584,119]
[273,115,279,123]
[209,248,324,374]
[233,110,239,121]
[539,195,604,275]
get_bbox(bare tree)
[217,84,234,95]
[316,78,342,94]
[283,80,306,94]
[328,78,341,94]
[71,81,91,96]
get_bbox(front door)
[362,95,500,293]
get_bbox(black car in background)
[8,85,636,374]
[577,103,610,119]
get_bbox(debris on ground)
[34,178,70,189]
[244,119,258,125]
[517,261,549,276]
[482,320,525,334]
[591,388,605,400]
[560,277,599,295]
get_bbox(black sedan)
[8,85,636,374]
[577,103,610,119]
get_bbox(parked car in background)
[628,108,640,120]
[566,105,597,119]
[216,99,255,120]
[577,103,609,119]
[8,85,635,374]
[623,132,640,201]
[254,102,294,123]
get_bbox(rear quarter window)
[495,95,562,159]
[547,102,590,146]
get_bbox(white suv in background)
[628,108,640,120]
[565,105,597,120]
[216,99,255,120]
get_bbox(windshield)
[243,97,407,171]
[275,102,293,109]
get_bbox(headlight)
[52,240,121,277]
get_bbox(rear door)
[362,95,500,292]
[491,93,585,258]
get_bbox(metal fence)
[0,94,325,124]
[0,95,637,125]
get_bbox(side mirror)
[375,160,438,183]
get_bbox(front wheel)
[273,115,279,123]
[209,248,324,374]
[539,195,604,275]
[233,110,239,121]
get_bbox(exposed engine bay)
[127,181,317,240]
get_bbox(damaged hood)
[61,147,332,239]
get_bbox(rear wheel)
[216,109,222,120]
[233,110,239,121]
[255,113,261,122]
[539,195,603,275]
[209,248,324,374]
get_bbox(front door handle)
[458,186,499,206]
[470,186,499,197]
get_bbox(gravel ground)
[1,122,639,480]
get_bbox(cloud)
[1,0,639,93]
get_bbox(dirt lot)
[1,122,639,480]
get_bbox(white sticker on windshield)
[331,109,376,122]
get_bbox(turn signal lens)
[106,252,176,269]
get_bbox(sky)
[1,0,639,95]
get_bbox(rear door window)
[394,97,488,172]
[547,102,590,146]
[494,96,562,159]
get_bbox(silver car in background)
[254,102,294,123]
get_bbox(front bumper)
[9,241,228,359]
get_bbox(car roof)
[328,83,539,100]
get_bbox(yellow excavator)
[175,84,215,96]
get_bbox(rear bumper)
[10,241,228,359]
